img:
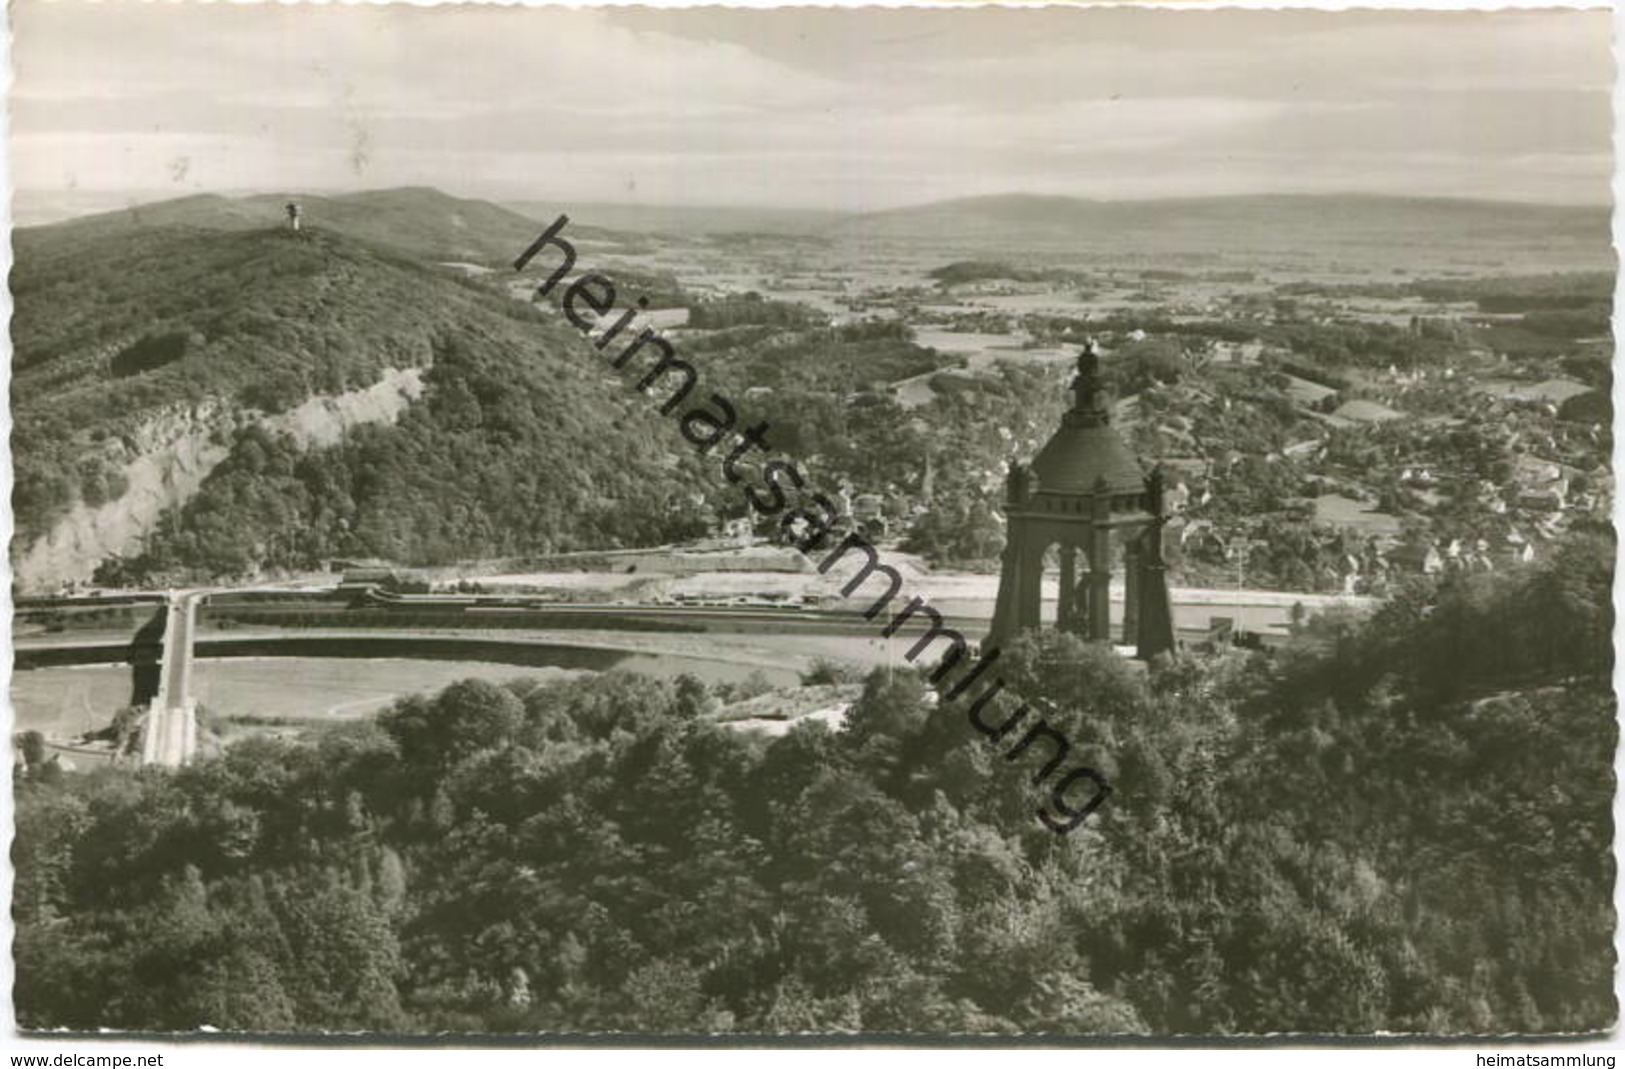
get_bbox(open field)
[11,657,585,741]
[192,657,582,721]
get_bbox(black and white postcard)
[6,1,1617,1044]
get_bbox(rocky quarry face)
[13,367,426,592]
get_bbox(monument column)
[1122,537,1141,645]
[1017,542,1044,633]
[1073,566,1091,636]
[989,463,1031,646]
[1058,543,1077,628]
[1088,478,1112,642]
[990,540,1020,646]
[1136,468,1177,659]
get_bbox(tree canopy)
[15,532,1615,1034]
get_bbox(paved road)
[16,579,1374,768]
[21,583,1370,664]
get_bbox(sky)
[9,3,1614,212]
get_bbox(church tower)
[988,342,1176,659]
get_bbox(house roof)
[1512,378,1591,404]
[1332,399,1404,423]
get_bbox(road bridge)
[139,592,201,767]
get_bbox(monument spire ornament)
[1068,339,1111,427]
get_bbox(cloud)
[9,2,1611,208]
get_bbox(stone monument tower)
[988,342,1176,659]
[285,201,301,232]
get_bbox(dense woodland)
[686,293,824,331]
[928,261,1090,286]
[14,530,1614,1034]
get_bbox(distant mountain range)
[845,191,1607,232]
[503,200,846,237]
[830,192,1613,268]
[25,186,1611,269]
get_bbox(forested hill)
[11,219,715,584]
[19,187,603,266]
